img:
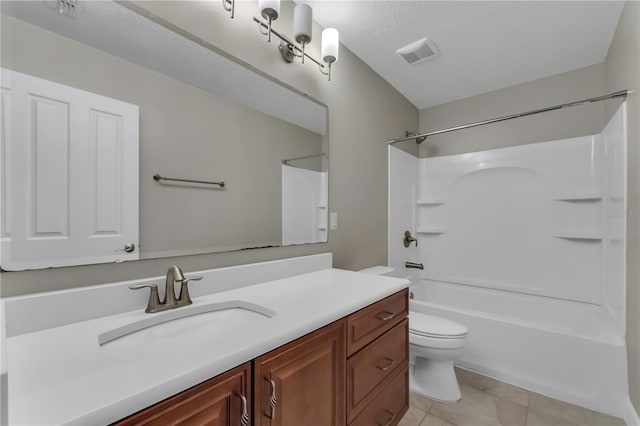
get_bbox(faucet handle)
[177,276,203,306]
[177,275,203,283]
[129,283,162,313]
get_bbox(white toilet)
[409,312,467,402]
[358,266,468,402]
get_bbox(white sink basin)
[98,300,276,345]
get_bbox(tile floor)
[399,368,626,426]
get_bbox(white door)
[0,71,12,265]
[1,69,139,270]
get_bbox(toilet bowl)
[409,312,467,402]
[357,266,468,402]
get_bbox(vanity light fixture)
[246,3,339,81]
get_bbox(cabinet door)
[113,363,251,426]
[254,320,346,426]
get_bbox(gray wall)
[0,0,418,296]
[418,1,639,415]
[604,0,640,415]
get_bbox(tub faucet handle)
[404,230,417,247]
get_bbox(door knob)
[117,243,136,253]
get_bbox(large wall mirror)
[0,0,328,271]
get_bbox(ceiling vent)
[396,38,439,65]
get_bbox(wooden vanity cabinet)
[112,362,251,426]
[113,289,408,426]
[346,290,409,426]
[253,320,346,426]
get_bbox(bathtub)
[410,278,628,417]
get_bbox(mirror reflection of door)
[1,69,139,270]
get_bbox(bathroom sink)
[98,300,276,345]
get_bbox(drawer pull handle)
[235,392,249,426]
[377,409,397,426]
[264,378,277,420]
[376,311,396,321]
[376,357,395,371]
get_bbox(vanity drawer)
[347,289,408,356]
[347,319,408,422]
[349,365,409,426]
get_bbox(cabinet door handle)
[264,378,277,420]
[376,357,395,371]
[377,409,397,426]
[235,392,249,426]
[376,311,396,321]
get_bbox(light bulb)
[321,28,339,64]
[259,0,280,20]
[294,4,313,45]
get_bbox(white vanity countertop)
[7,268,408,425]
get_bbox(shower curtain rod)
[282,152,327,165]
[387,90,628,145]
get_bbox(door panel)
[2,69,139,270]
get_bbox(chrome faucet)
[129,265,203,313]
[164,265,184,306]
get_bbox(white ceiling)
[305,1,625,109]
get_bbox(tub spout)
[405,262,424,270]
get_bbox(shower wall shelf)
[553,232,603,241]
[553,194,602,202]
[417,200,446,205]
[417,228,446,234]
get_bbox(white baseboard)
[625,398,640,426]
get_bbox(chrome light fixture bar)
[221,0,234,19]
[253,16,339,81]
[221,0,339,81]
[254,18,324,66]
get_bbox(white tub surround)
[389,104,628,417]
[3,254,409,425]
[0,302,7,426]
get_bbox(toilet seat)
[410,312,467,339]
[410,331,467,349]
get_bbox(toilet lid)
[409,312,467,338]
